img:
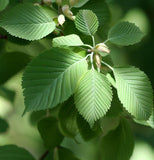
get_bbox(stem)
[101,61,113,71]
[83,44,93,49]
[103,39,109,44]
[39,150,49,160]
[53,147,58,160]
[46,109,50,117]
[92,36,96,47]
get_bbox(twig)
[39,150,49,160]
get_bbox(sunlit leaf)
[52,34,84,47]
[0,3,56,40]
[22,47,88,112]
[75,70,112,126]
[114,66,153,120]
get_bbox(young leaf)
[100,119,134,160]
[0,118,9,134]
[75,70,112,126]
[0,145,35,160]
[80,0,111,37]
[77,114,102,141]
[75,10,99,36]
[37,117,63,149]
[58,97,78,138]
[0,3,56,40]
[108,22,144,46]
[22,47,88,112]
[0,0,9,12]
[113,66,153,120]
[52,34,84,47]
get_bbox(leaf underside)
[52,34,84,47]
[75,70,112,126]
[114,66,153,120]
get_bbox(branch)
[39,150,49,160]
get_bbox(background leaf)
[38,116,64,149]
[75,10,99,36]
[0,0,9,12]
[58,97,78,138]
[108,21,144,46]
[0,52,30,85]
[0,87,15,102]
[114,66,153,120]
[75,70,112,126]
[77,114,102,141]
[0,145,35,160]
[22,47,88,112]
[0,117,9,134]
[0,3,56,40]
[57,147,80,160]
[100,119,134,160]
[52,34,84,47]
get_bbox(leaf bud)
[94,53,102,69]
[62,5,75,20]
[95,43,110,54]
[58,14,65,25]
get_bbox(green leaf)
[58,97,78,138]
[108,21,144,46]
[80,0,111,38]
[57,147,80,160]
[75,10,99,36]
[0,52,30,85]
[77,114,102,141]
[44,147,80,160]
[0,3,56,40]
[22,47,88,112]
[29,110,46,126]
[74,0,89,8]
[100,119,134,160]
[0,145,35,160]
[100,116,120,136]
[52,34,84,47]
[147,108,154,128]
[37,117,63,149]
[75,70,112,126]
[113,66,153,120]
[0,0,9,12]
[134,108,154,129]
[0,118,9,134]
